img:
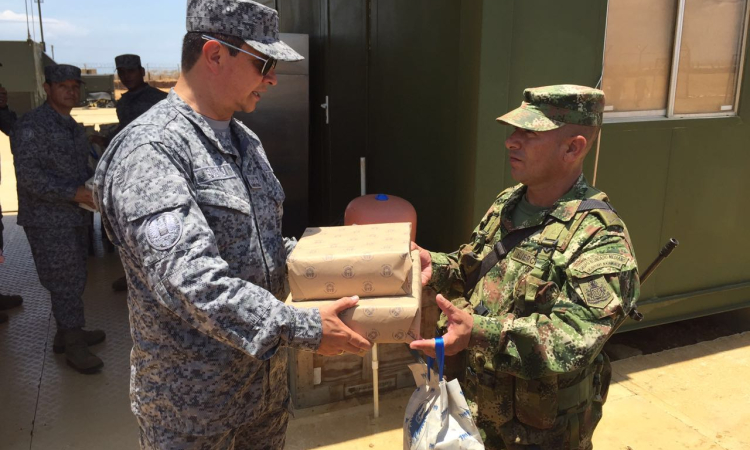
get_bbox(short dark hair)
[181,32,245,72]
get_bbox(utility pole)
[36,0,46,52]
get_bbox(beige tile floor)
[2,117,750,449]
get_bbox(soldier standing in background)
[411,85,639,449]
[0,61,24,324]
[10,64,106,373]
[113,54,168,134]
[108,54,167,292]
[0,62,18,135]
[95,1,370,448]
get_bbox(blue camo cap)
[186,0,303,62]
[115,54,142,69]
[44,64,84,84]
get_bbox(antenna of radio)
[29,0,36,41]
[24,0,32,40]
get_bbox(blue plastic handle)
[426,337,445,382]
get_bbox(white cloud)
[0,9,89,40]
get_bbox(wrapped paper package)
[287,223,413,301]
[287,250,421,344]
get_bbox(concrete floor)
[1,116,750,449]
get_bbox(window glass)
[674,0,747,114]
[602,0,678,113]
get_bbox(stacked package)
[286,223,421,344]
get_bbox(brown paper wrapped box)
[286,250,421,344]
[287,223,413,301]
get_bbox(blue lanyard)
[426,337,445,382]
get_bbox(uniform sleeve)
[108,143,322,360]
[0,107,17,136]
[428,203,500,300]
[11,127,80,203]
[469,228,639,379]
[283,236,297,257]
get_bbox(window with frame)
[602,0,750,120]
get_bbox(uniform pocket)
[474,371,515,427]
[515,375,559,429]
[196,188,252,216]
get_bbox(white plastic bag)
[403,337,484,450]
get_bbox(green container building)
[270,0,750,331]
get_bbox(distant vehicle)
[80,74,115,108]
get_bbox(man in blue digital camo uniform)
[10,64,106,372]
[411,85,640,449]
[107,53,168,292]
[0,60,24,324]
[113,54,168,132]
[94,1,371,448]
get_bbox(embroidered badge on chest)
[145,212,183,250]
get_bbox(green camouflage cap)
[44,64,84,84]
[115,54,142,69]
[497,84,604,131]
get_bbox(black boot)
[0,293,23,310]
[111,276,128,292]
[63,328,104,374]
[0,312,7,324]
[54,328,106,354]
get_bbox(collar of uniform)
[167,89,237,156]
[41,101,77,131]
[121,83,149,100]
[501,173,592,231]
[547,174,592,222]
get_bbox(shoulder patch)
[578,277,614,308]
[570,253,630,275]
[145,212,183,250]
[19,128,34,141]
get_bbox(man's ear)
[139,67,146,78]
[564,135,588,163]
[42,82,51,97]
[201,40,223,74]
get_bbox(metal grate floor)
[0,214,137,450]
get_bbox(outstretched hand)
[317,296,373,356]
[409,294,473,357]
[410,241,432,287]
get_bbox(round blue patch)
[145,212,183,251]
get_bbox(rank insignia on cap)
[146,212,183,250]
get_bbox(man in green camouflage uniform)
[411,85,639,450]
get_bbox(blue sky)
[0,0,187,72]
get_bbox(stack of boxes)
[286,223,421,344]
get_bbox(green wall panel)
[470,1,515,229]
[595,128,674,300]
[659,125,750,294]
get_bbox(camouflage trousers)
[474,407,600,450]
[466,355,611,450]
[137,403,289,450]
[24,226,88,330]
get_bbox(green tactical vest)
[463,188,624,432]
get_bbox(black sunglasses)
[201,35,277,76]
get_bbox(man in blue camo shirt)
[95,1,371,448]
